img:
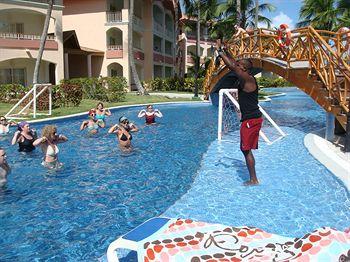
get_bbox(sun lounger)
[107,217,350,261]
[107,217,171,262]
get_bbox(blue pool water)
[0,103,217,261]
[165,88,350,236]
[0,88,349,261]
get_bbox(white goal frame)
[218,89,286,144]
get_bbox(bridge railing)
[204,26,350,114]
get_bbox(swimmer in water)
[0,116,16,136]
[94,102,111,128]
[33,125,68,169]
[80,109,101,135]
[137,105,163,124]
[108,116,138,149]
[11,121,37,152]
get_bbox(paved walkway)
[149,92,205,100]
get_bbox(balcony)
[134,50,144,61]
[0,33,58,50]
[106,11,122,23]
[106,45,123,59]
[164,55,173,65]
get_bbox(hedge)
[142,77,205,93]
[61,76,127,102]
[0,76,127,110]
[256,77,293,88]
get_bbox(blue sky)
[261,0,302,29]
[180,0,303,29]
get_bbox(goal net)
[218,89,286,144]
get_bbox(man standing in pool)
[216,39,263,186]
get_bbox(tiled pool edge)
[304,133,350,190]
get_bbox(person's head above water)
[42,125,58,142]
[88,109,96,118]
[18,121,30,132]
[119,116,129,124]
[146,105,154,112]
[96,102,104,110]
[0,116,7,124]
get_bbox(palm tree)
[215,0,275,30]
[33,0,53,84]
[297,0,340,31]
[128,0,145,94]
[237,0,241,24]
[337,0,350,28]
[183,0,219,96]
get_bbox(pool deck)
[304,132,350,190]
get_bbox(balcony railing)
[106,45,123,59]
[106,11,122,23]
[0,33,58,50]
[107,45,123,50]
[0,33,55,41]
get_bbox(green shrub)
[256,77,293,88]
[61,76,127,102]
[142,77,204,93]
[60,83,83,107]
[36,85,64,110]
[103,77,127,102]
[0,84,28,102]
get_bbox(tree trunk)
[33,0,53,84]
[128,0,145,94]
[236,0,241,26]
[194,0,200,97]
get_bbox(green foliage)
[103,77,127,102]
[36,85,64,110]
[60,83,83,107]
[61,78,107,101]
[143,77,205,94]
[297,0,350,30]
[61,76,127,103]
[256,77,293,88]
[0,84,29,103]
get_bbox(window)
[8,23,24,34]
[0,68,26,85]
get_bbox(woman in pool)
[0,116,17,135]
[33,125,68,169]
[137,105,163,124]
[108,116,138,149]
[94,102,111,128]
[11,121,37,152]
[0,147,10,187]
[80,109,101,135]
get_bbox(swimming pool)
[0,103,217,261]
[0,88,349,261]
[165,88,350,237]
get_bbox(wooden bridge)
[203,26,350,131]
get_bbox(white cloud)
[272,12,294,29]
